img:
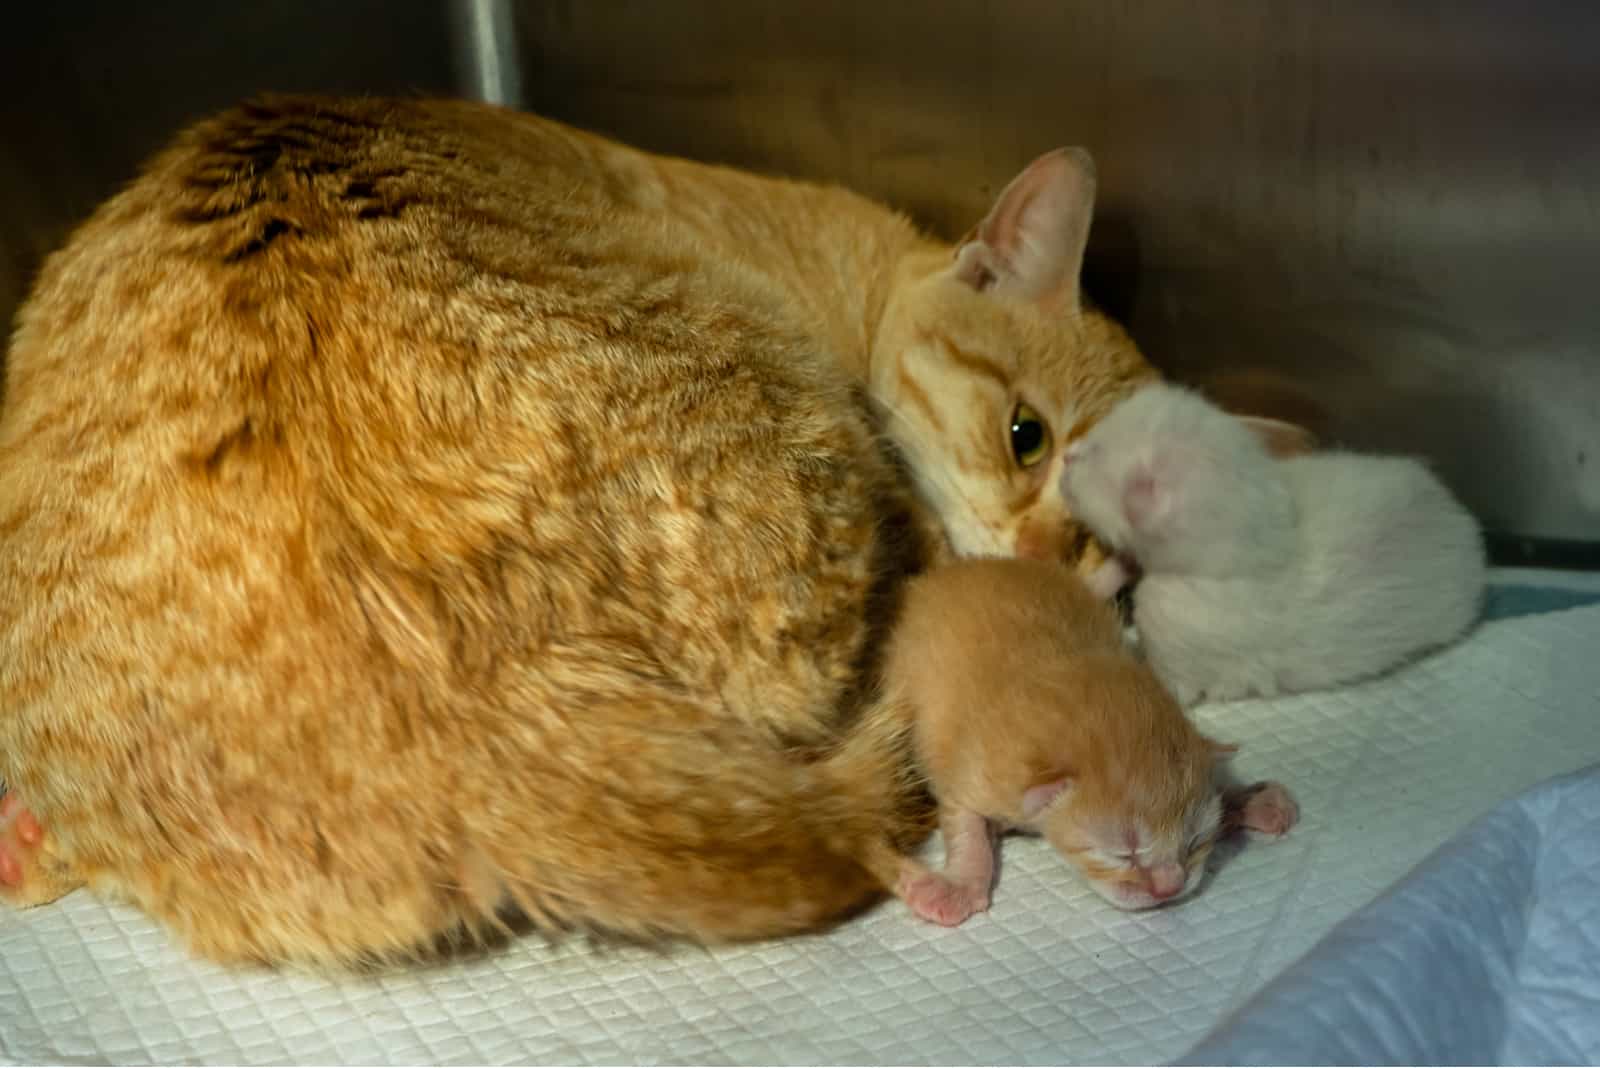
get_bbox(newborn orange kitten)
[882,558,1297,925]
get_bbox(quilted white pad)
[3,569,1599,1065]
[1183,762,1600,1065]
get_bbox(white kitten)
[1060,382,1486,705]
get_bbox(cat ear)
[1021,775,1073,821]
[1237,415,1319,458]
[953,147,1096,310]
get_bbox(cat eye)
[1010,402,1052,468]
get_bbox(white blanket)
[3,569,1598,1065]
[1183,763,1600,1065]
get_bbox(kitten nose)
[1146,863,1186,901]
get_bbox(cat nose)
[1146,863,1186,901]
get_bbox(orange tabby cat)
[0,95,1152,966]
[882,558,1297,925]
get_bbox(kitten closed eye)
[884,556,1295,919]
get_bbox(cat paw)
[0,790,45,890]
[1225,781,1299,838]
[899,870,990,927]
[0,789,77,907]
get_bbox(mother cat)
[0,96,1151,965]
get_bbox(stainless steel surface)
[2,2,1596,545]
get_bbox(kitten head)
[1018,670,1233,909]
[1058,382,1294,575]
[871,148,1154,562]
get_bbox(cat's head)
[871,148,1154,562]
[1022,710,1234,911]
[1059,382,1294,575]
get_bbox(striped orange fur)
[0,96,1152,966]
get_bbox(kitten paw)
[1084,557,1132,600]
[0,790,44,889]
[1224,781,1299,838]
[899,870,990,927]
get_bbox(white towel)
[3,570,1598,1065]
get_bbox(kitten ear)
[1237,415,1319,458]
[1121,467,1167,532]
[1021,774,1073,821]
[953,147,1096,310]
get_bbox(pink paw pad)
[0,791,44,888]
[1227,781,1299,838]
[900,870,989,927]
